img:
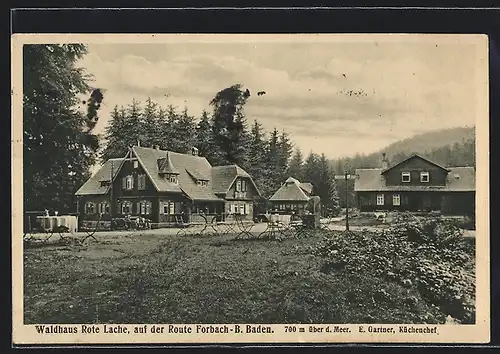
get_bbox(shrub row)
[311,212,475,323]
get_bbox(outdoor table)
[197,214,219,236]
[215,214,238,235]
[257,214,292,240]
[34,215,78,242]
[233,214,256,240]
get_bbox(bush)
[312,214,475,323]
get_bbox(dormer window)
[420,172,429,183]
[100,180,110,187]
[401,172,411,183]
[167,174,178,184]
[197,180,209,187]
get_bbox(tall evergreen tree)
[247,120,267,183]
[277,130,293,180]
[261,128,282,198]
[23,44,102,212]
[173,107,197,153]
[317,154,340,216]
[142,97,160,148]
[101,105,129,162]
[195,110,216,161]
[209,84,250,166]
[287,148,304,181]
[303,151,320,186]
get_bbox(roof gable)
[270,177,311,201]
[75,158,125,195]
[133,146,220,201]
[211,164,260,196]
[381,154,451,174]
[299,182,313,195]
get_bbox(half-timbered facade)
[354,153,475,216]
[75,145,261,229]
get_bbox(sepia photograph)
[12,33,490,344]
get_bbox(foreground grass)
[24,231,446,324]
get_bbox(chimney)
[381,153,390,169]
[153,145,160,150]
[191,147,199,156]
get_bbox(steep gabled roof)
[75,146,261,202]
[354,166,475,192]
[381,153,451,174]
[299,182,313,195]
[75,158,125,195]
[133,146,221,201]
[211,165,261,196]
[270,177,311,201]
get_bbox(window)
[168,174,178,184]
[121,201,132,214]
[401,172,411,183]
[123,175,134,190]
[133,160,139,169]
[161,201,175,215]
[100,181,110,187]
[85,202,95,214]
[239,204,245,215]
[376,194,385,206]
[236,179,242,192]
[98,202,109,214]
[420,172,429,183]
[137,174,146,190]
[392,194,401,206]
[241,180,247,192]
[138,200,152,215]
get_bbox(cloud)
[78,40,479,158]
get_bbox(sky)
[77,35,480,160]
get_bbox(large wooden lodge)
[354,153,475,217]
[75,145,261,229]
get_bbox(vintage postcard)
[12,33,490,345]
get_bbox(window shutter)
[122,177,126,189]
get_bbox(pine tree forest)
[100,86,342,216]
[23,45,475,216]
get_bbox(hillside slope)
[371,126,475,162]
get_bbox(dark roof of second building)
[354,166,475,192]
